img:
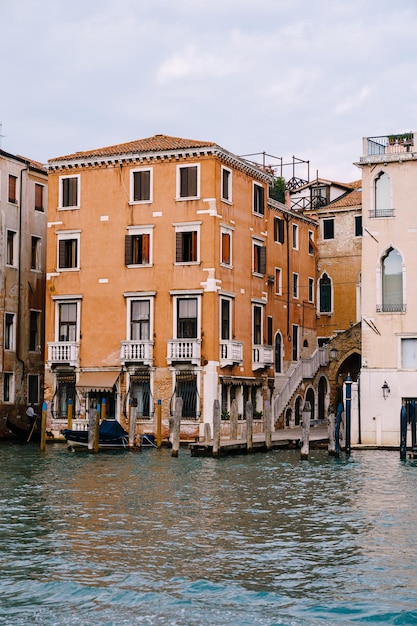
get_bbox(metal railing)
[376,303,406,313]
[365,133,414,156]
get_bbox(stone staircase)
[273,346,329,422]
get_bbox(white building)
[357,132,417,446]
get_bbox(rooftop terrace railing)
[365,133,414,156]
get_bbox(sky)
[2,0,417,182]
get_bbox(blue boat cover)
[99,419,128,437]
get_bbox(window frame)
[8,175,17,204]
[6,229,17,267]
[174,295,201,340]
[292,223,299,250]
[252,303,263,346]
[31,235,41,270]
[354,215,363,237]
[220,296,232,341]
[4,312,16,351]
[125,226,153,267]
[130,167,153,204]
[29,310,41,352]
[253,182,265,216]
[3,372,14,403]
[54,299,81,343]
[252,238,266,275]
[127,297,152,341]
[220,225,233,267]
[35,183,45,212]
[322,218,335,240]
[58,174,80,210]
[57,231,81,271]
[174,222,201,265]
[275,267,282,295]
[28,374,40,404]
[308,277,314,303]
[221,166,232,203]
[176,163,200,200]
[318,272,332,314]
[292,272,299,299]
[274,217,285,244]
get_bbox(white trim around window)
[176,163,200,200]
[221,166,233,203]
[54,298,82,343]
[56,230,81,271]
[129,167,153,204]
[58,174,80,210]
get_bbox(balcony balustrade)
[47,342,80,367]
[220,340,243,367]
[252,345,274,370]
[120,340,154,366]
[167,339,201,366]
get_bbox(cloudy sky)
[2,0,417,182]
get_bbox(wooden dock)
[189,425,328,457]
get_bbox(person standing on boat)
[26,405,37,426]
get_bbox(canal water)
[1,443,417,626]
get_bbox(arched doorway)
[305,387,315,422]
[318,376,328,421]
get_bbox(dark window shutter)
[259,246,266,275]
[125,235,133,265]
[58,240,67,268]
[176,232,183,262]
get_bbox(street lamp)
[382,380,390,400]
[330,346,338,360]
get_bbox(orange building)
[44,135,317,440]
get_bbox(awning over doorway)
[76,371,120,392]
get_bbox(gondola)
[6,416,41,442]
[61,419,129,449]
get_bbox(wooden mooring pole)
[129,398,137,449]
[94,403,100,454]
[212,399,221,458]
[264,399,272,451]
[67,398,73,431]
[230,399,238,440]
[88,404,96,454]
[156,399,162,449]
[328,405,336,456]
[39,402,47,452]
[400,404,407,460]
[246,401,253,453]
[171,397,182,457]
[300,401,311,460]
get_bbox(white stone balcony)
[167,339,201,366]
[120,340,154,366]
[252,345,274,370]
[47,341,80,367]
[220,340,243,367]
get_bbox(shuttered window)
[58,238,78,269]
[35,184,44,211]
[221,231,231,265]
[8,175,17,203]
[253,183,264,215]
[176,231,197,263]
[253,242,266,275]
[274,217,284,243]
[179,166,198,198]
[61,177,78,208]
[132,170,151,201]
[125,234,150,265]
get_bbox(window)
[253,304,262,345]
[311,185,328,209]
[130,300,150,340]
[253,183,265,215]
[125,233,151,265]
[6,230,16,266]
[131,168,152,203]
[175,223,200,263]
[253,240,266,275]
[8,175,17,203]
[177,164,199,199]
[275,268,282,295]
[402,339,417,369]
[292,224,299,249]
[292,273,299,299]
[322,218,334,240]
[308,230,316,254]
[29,311,40,351]
[220,298,231,340]
[35,184,44,211]
[220,226,232,266]
[53,374,76,420]
[308,277,314,303]
[174,371,198,419]
[3,373,14,402]
[374,171,391,217]
[58,302,78,342]
[379,247,404,312]
[5,313,15,350]
[177,298,198,338]
[28,375,39,404]
[267,316,273,346]
[130,375,152,419]
[274,217,285,243]
[31,236,41,270]
[57,233,80,270]
[355,215,362,237]
[319,273,332,313]
[59,175,79,209]
[221,167,232,202]
[292,324,299,361]
[275,333,282,374]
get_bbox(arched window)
[319,273,332,313]
[274,332,282,373]
[380,247,404,312]
[374,171,391,217]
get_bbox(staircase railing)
[274,346,329,421]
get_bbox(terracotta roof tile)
[49,134,217,163]
[328,180,362,208]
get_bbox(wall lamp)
[329,346,338,360]
[382,380,390,400]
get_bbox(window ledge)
[175,196,200,202]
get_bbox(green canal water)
[1,442,417,625]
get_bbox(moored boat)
[6,416,41,442]
[61,419,129,449]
